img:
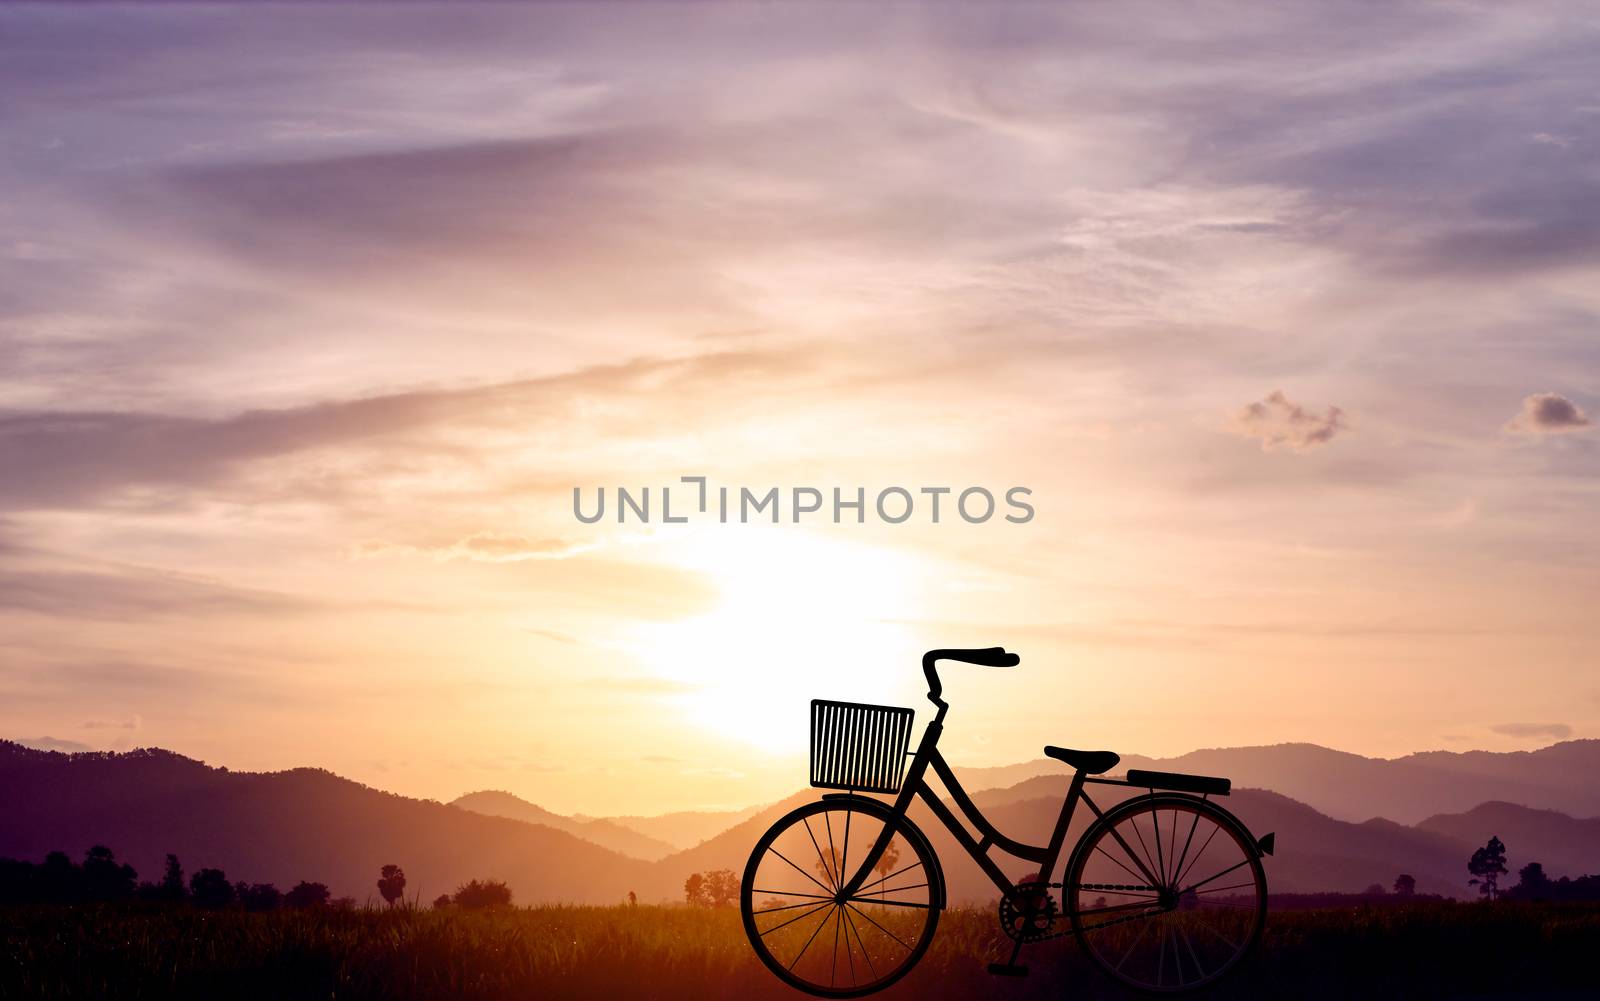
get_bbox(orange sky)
[1,3,1597,815]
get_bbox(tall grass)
[2,901,1596,1000]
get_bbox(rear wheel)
[741,797,941,998]
[1066,794,1266,992]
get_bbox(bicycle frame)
[840,715,1133,903]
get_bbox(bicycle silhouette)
[740,648,1275,996]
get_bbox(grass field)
[2,901,1597,1000]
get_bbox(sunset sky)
[2,2,1597,816]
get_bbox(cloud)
[0,348,806,511]
[1228,391,1347,451]
[352,532,597,564]
[0,564,311,621]
[16,736,93,753]
[1504,392,1592,434]
[1490,722,1573,739]
[81,716,141,731]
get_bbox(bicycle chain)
[1012,881,1164,944]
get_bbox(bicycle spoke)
[1094,842,1152,887]
[1174,823,1221,888]
[1179,924,1207,983]
[854,859,923,895]
[1194,918,1241,952]
[787,903,838,971]
[755,898,836,915]
[830,907,841,988]
[760,899,834,937]
[1171,805,1204,888]
[1113,911,1157,973]
[1158,802,1171,882]
[843,905,878,980]
[1181,858,1251,895]
[1194,880,1257,896]
[1077,898,1163,916]
[753,888,834,902]
[1104,821,1163,888]
[768,847,837,896]
[1168,808,1181,884]
[845,901,915,954]
[842,902,859,984]
[1156,920,1169,987]
[863,880,928,897]
[802,817,836,891]
[1129,812,1162,887]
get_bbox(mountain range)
[4,738,1597,905]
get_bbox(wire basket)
[809,700,915,794]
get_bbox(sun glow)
[633,527,934,751]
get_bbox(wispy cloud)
[16,736,93,754]
[1490,722,1573,739]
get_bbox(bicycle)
[740,647,1275,997]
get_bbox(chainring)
[998,881,1059,943]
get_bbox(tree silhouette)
[1393,873,1416,897]
[39,851,80,902]
[1467,835,1508,900]
[81,845,137,900]
[432,893,452,910]
[377,864,407,908]
[237,882,283,912]
[1516,862,1551,899]
[285,881,330,909]
[452,879,512,909]
[684,872,708,907]
[705,869,738,908]
[158,854,187,902]
[1363,883,1386,896]
[813,848,843,888]
[190,868,234,909]
[627,890,637,906]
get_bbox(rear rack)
[1085,769,1231,796]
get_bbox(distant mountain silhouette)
[960,741,1600,825]
[451,791,678,861]
[6,738,1595,905]
[0,741,652,904]
[575,807,762,851]
[653,779,1485,901]
[1415,802,1600,881]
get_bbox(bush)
[452,879,513,910]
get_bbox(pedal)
[987,963,1029,977]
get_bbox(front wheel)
[1065,793,1267,992]
[741,797,942,998]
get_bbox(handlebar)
[922,647,1020,717]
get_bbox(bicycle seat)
[1044,746,1121,775]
